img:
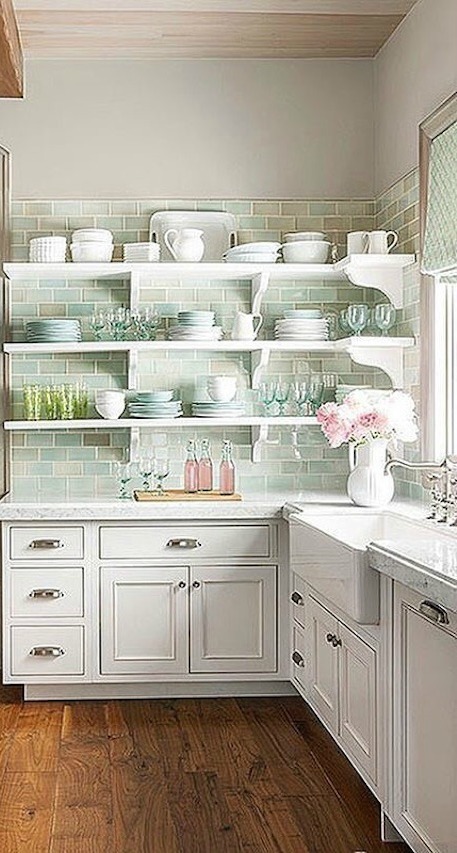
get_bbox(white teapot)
[231,311,263,341]
[164,228,205,262]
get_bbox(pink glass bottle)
[184,439,198,493]
[219,439,235,496]
[198,438,213,492]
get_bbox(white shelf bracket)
[251,347,270,389]
[344,263,404,308]
[347,344,405,388]
[250,423,279,462]
[129,426,140,462]
[128,348,139,391]
[251,270,270,315]
[129,270,141,313]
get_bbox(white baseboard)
[24,679,298,702]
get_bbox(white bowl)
[281,240,330,264]
[224,242,281,256]
[70,241,114,263]
[95,401,125,419]
[72,228,113,243]
[96,390,125,402]
[134,390,174,402]
[283,231,326,242]
[207,377,237,402]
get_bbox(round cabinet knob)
[326,632,335,644]
[291,591,304,606]
[192,581,201,589]
[292,651,305,667]
[177,581,186,589]
[332,637,342,648]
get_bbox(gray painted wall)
[0,58,374,199]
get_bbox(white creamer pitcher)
[231,311,263,341]
[164,228,205,262]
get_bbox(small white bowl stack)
[281,231,331,264]
[70,229,114,263]
[95,390,126,420]
[29,236,67,263]
[223,242,281,264]
[274,309,329,341]
[123,242,160,263]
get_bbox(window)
[420,93,457,460]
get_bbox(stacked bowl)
[95,390,126,419]
[123,242,160,263]
[274,309,329,341]
[223,242,281,264]
[168,310,222,341]
[26,319,82,343]
[70,228,114,263]
[281,231,330,264]
[29,236,67,263]
[128,390,183,419]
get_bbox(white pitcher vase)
[347,438,394,507]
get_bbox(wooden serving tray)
[133,489,242,502]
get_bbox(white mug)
[367,230,398,254]
[347,231,369,255]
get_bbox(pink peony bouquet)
[316,389,418,449]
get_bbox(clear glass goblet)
[275,381,290,416]
[374,303,396,336]
[291,380,311,416]
[89,310,106,341]
[308,375,324,414]
[139,454,155,491]
[153,458,170,496]
[347,303,369,336]
[258,381,276,416]
[113,461,137,500]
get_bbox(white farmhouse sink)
[289,511,438,625]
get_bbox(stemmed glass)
[308,375,324,413]
[275,381,290,416]
[153,457,170,496]
[139,454,155,491]
[114,461,137,500]
[291,380,310,416]
[339,308,351,337]
[258,381,276,416]
[374,303,396,336]
[347,303,369,336]
[90,311,106,341]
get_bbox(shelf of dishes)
[3,416,318,431]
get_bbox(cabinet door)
[305,595,339,733]
[339,623,377,785]
[393,583,457,853]
[190,565,277,673]
[100,567,188,675]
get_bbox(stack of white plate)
[128,390,182,419]
[70,228,114,263]
[223,242,281,264]
[274,311,329,341]
[191,401,245,418]
[29,236,67,263]
[168,310,222,341]
[123,242,160,263]
[26,319,82,343]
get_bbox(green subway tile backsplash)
[7,191,419,499]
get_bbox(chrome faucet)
[385,456,457,523]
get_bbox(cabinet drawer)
[10,626,84,676]
[9,526,84,561]
[290,573,306,628]
[99,524,274,561]
[10,569,84,618]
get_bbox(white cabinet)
[190,565,277,673]
[392,582,457,853]
[293,590,378,788]
[100,566,188,676]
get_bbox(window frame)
[419,92,457,461]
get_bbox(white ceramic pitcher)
[347,438,394,507]
[231,311,263,341]
[164,228,205,262]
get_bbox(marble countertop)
[369,537,457,613]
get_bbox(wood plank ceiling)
[13,1,419,59]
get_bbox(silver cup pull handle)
[29,539,63,550]
[166,538,201,549]
[419,600,450,625]
[292,651,305,667]
[291,591,304,606]
[29,588,64,599]
[29,646,65,657]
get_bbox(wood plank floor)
[0,686,412,853]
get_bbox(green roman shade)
[422,119,457,276]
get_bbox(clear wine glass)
[347,303,369,336]
[153,457,170,496]
[258,381,276,416]
[291,380,311,416]
[308,375,324,414]
[374,303,396,336]
[113,461,137,500]
[339,308,351,337]
[139,454,155,491]
[275,381,290,416]
[89,310,106,341]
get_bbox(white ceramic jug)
[231,311,263,341]
[164,228,205,262]
[347,438,394,507]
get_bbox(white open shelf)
[4,416,317,431]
